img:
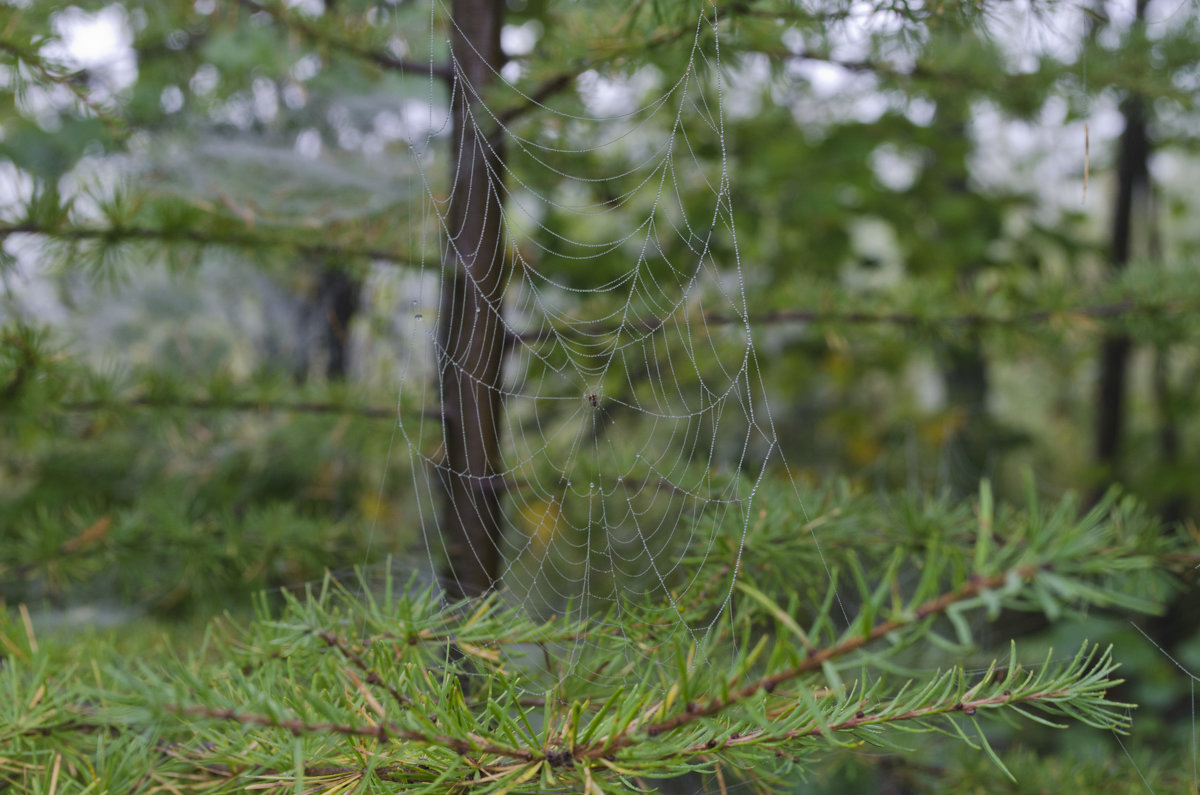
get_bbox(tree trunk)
[437,0,508,600]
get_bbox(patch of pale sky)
[501,20,541,57]
[295,127,322,159]
[725,53,770,119]
[501,61,524,84]
[870,143,921,191]
[387,35,408,59]
[283,0,324,17]
[160,84,184,114]
[0,160,32,217]
[967,96,1125,211]
[291,54,322,82]
[251,76,279,123]
[576,67,664,118]
[499,21,541,84]
[189,63,219,97]
[43,4,137,98]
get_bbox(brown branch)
[679,684,1070,757]
[576,565,1039,759]
[157,739,441,783]
[491,71,577,129]
[165,565,1070,776]
[319,631,413,709]
[166,704,539,763]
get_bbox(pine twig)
[576,566,1041,759]
[164,703,541,764]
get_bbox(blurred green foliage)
[2,0,1199,791]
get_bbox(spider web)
[376,1,780,679]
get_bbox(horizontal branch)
[490,71,577,129]
[578,565,1040,758]
[512,296,1197,341]
[0,222,422,267]
[683,684,1055,756]
[60,395,406,421]
[159,567,1107,783]
[166,703,539,764]
[703,298,1167,328]
[233,0,453,80]
[486,9,722,133]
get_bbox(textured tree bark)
[437,0,508,600]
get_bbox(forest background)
[2,0,1200,792]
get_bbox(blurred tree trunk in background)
[1093,0,1150,497]
[1151,347,1184,524]
[296,264,361,382]
[943,334,991,496]
[314,266,360,380]
[935,100,993,497]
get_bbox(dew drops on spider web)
[374,2,771,685]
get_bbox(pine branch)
[231,0,453,80]
[0,221,422,268]
[60,395,404,421]
[576,565,1041,759]
[0,38,126,139]
[510,296,1200,341]
[318,630,414,709]
[4,483,1178,792]
[164,703,541,764]
[490,71,577,129]
[682,645,1128,753]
